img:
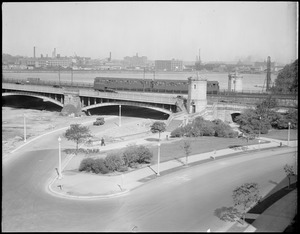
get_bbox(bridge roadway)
[2,79,298,112]
[2,82,178,105]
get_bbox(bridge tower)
[228,71,243,92]
[187,73,207,114]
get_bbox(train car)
[207,81,219,94]
[94,77,219,94]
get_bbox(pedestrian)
[101,137,105,146]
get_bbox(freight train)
[94,77,219,94]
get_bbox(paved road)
[3,127,295,233]
[3,114,296,232]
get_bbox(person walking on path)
[101,137,105,146]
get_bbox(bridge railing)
[79,89,177,105]
[216,89,298,97]
[2,82,65,94]
[2,78,94,89]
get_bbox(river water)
[2,70,276,91]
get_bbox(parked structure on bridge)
[228,71,243,92]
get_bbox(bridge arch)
[2,92,64,107]
[82,102,173,115]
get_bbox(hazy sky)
[2,2,298,63]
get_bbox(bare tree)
[181,140,192,165]
[284,164,296,189]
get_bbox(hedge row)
[79,145,153,174]
[171,117,238,138]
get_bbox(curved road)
[2,123,295,232]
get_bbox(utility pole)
[143,67,145,92]
[23,114,26,142]
[266,56,271,91]
[71,62,73,85]
[119,105,122,127]
[58,66,61,85]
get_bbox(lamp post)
[119,105,122,127]
[58,136,62,179]
[58,65,61,86]
[23,114,26,142]
[258,116,261,150]
[157,136,161,176]
[288,122,291,146]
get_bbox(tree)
[256,95,278,117]
[235,109,271,136]
[284,164,296,189]
[64,124,91,152]
[181,140,192,165]
[232,182,261,224]
[150,121,166,140]
[273,59,298,94]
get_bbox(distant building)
[254,60,275,72]
[155,59,183,71]
[123,53,148,68]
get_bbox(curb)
[48,142,295,200]
[6,119,95,157]
[47,178,130,200]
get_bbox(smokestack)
[109,52,111,61]
[34,46,36,59]
[266,56,271,91]
[198,49,201,62]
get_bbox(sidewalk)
[49,134,296,199]
[48,135,297,231]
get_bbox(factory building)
[123,53,148,68]
[155,59,183,71]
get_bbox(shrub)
[213,120,237,138]
[136,145,153,164]
[123,145,140,167]
[171,127,185,137]
[123,145,153,166]
[105,153,126,172]
[79,158,95,172]
[92,158,109,174]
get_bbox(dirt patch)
[2,107,95,155]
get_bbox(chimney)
[34,46,36,59]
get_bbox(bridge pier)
[61,89,83,116]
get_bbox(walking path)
[48,132,297,232]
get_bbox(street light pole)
[119,105,122,127]
[23,114,26,142]
[288,122,291,146]
[258,116,261,150]
[58,136,62,179]
[157,133,161,176]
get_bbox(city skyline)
[2,2,298,64]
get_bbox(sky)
[2,2,298,64]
